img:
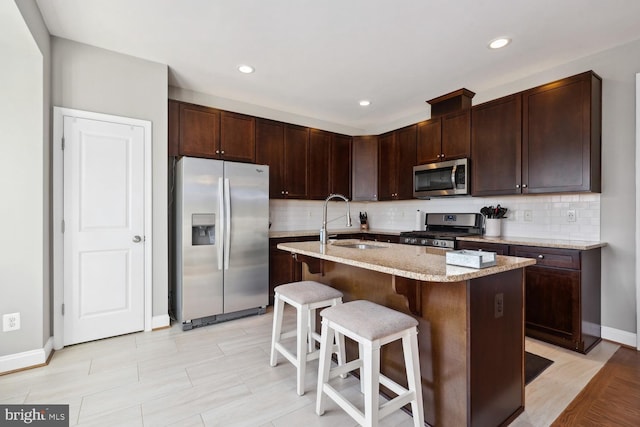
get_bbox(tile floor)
[0,307,619,426]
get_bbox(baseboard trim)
[0,337,54,375]
[602,326,637,348]
[152,314,170,330]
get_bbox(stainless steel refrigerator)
[173,156,269,330]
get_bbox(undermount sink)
[332,242,387,250]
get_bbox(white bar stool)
[316,300,424,427]
[270,280,345,396]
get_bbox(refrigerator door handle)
[217,177,224,270]
[224,178,231,270]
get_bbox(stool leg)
[316,319,334,416]
[336,331,347,379]
[297,304,309,396]
[308,308,316,353]
[358,342,365,393]
[403,329,424,427]
[270,294,285,367]
[363,341,380,427]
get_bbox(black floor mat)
[525,351,553,385]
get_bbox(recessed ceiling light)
[488,38,511,49]
[238,64,255,74]
[359,100,371,107]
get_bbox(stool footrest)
[328,359,362,379]
[379,391,416,420]
[379,374,408,396]
[321,383,366,426]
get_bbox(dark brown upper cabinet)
[178,102,220,158]
[471,93,523,196]
[308,129,332,199]
[256,118,285,199]
[219,111,256,163]
[255,120,308,199]
[352,135,378,201]
[522,71,601,194]
[282,124,309,199]
[416,110,471,164]
[170,101,255,162]
[378,125,417,200]
[472,71,601,196]
[330,134,352,198]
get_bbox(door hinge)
[62,303,65,316]
[61,136,65,150]
[61,220,65,233]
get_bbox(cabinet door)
[179,103,219,158]
[284,124,309,199]
[168,100,180,157]
[256,118,285,199]
[523,71,601,193]
[396,124,417,199]
[416,119,441,164]
[330,134,352,198]
[377,132,397,200]
[471,94,522,196]
[308,129,331,199]
[352,136,378,201]
[523,266,580,346]
[441,109,471,160]
[220,111,255,163]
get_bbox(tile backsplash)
[270,193,601,241]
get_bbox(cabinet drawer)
[510,246,580,269]
[457,240,510,255]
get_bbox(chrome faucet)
[320,193,352,244]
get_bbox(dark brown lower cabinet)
[458,240,601,353]
[268,236,315,305]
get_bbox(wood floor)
[0,307,626,426]
[552,345,640,426]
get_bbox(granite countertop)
[457,236,607,250]
[277,239,536,283]
[269,228,401,239]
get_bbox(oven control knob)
[420,239,427,245]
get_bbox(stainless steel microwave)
[413,158,469,198]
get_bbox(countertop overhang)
[278,239,536,282]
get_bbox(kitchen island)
[277,240,536,427]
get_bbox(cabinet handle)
[516,184,521,189]
[522,184,528,188]
[285,191,289,195]
[537,254,544,259]
[215,149,220,154]
[221,150,225,155]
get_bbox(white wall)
[0,1,45,356]
[51,37,169,319]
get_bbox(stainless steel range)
[399,213,483,249]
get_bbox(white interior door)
[63,116,145,345]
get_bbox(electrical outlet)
[494,294,504,318]
[524,210,533,222]
[3,312,20,332]
[567,209,576,222]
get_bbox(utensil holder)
[485,218,501,237]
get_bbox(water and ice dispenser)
[191,213,215,245]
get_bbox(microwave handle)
[451,165,457,188]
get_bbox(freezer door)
[223,162,269,312]
[178,157,224,321]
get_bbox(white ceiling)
[36,0,640,134]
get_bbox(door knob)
[133,235,142,243]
